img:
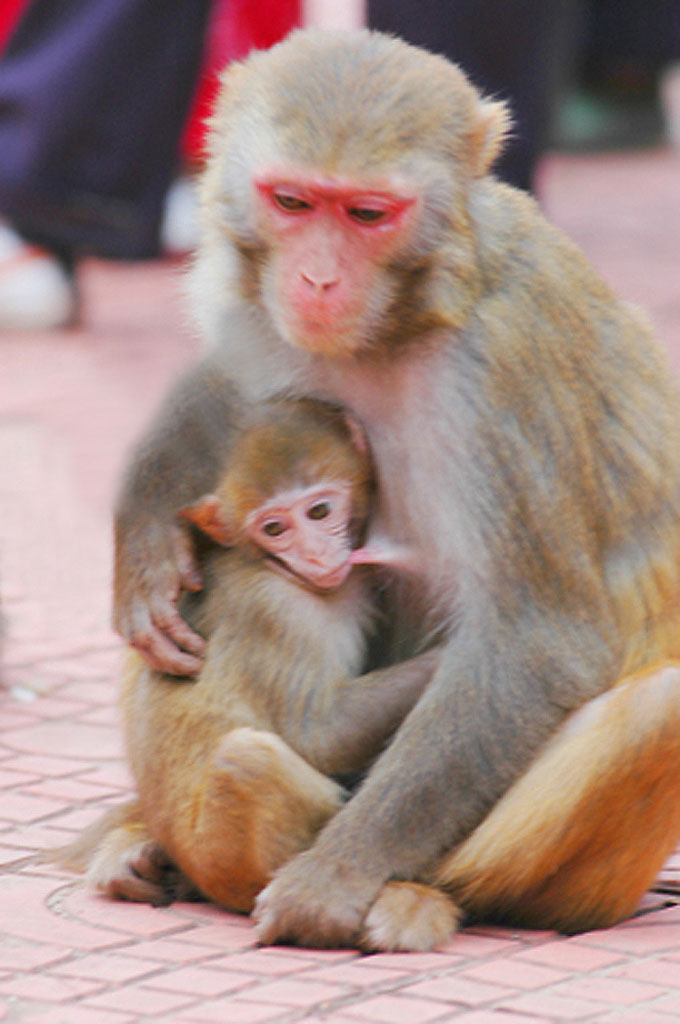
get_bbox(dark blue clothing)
[0,0,211,258]
[368,0,582,192]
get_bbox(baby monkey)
[63,397,436,926]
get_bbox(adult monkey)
[114,30,680,949]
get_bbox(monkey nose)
[300,271,339,293]
[302,548,325,565]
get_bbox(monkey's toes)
[360,881,461,951]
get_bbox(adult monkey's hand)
[112,348,244,675]
[113,516,205,676]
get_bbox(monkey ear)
[470,98,513,177]
[179,495,235,546]
[342,411,369,457]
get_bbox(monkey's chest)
[313,351,464,654]
[315,350,463,558]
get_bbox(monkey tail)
[43,800,143,873]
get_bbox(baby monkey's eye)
[307,502,331,520]
[273,193,311,212]
[263,520,286,537]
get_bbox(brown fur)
[112,31,680,948]
[62,398,435,911]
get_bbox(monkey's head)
[198,30,510,359]
[180,397,375,591]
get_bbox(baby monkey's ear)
[179,495,235,547]
[342,410,369,457]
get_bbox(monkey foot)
[360,881,461,951]
[88,833,196,906]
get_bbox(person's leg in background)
[367,0,583,193]
[0,0,211,328]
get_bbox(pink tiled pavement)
[1,147,680,1022]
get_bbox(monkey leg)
[434,663,680,933]
[185,727,346,913]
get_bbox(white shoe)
[661,62,680,151]
[160,176,199,256]
[0,222,78,330]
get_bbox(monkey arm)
[114,351,243,675]
[254,606,622,948]
[284,648,441,777]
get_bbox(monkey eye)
[347,207,387,224]
[307,501,331,521]
[273,193,312,213]
[263,519,287,537]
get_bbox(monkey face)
[253,172,418,357]
[246,481,357,590]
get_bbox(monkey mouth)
[264,554,352,593]
[284,311,368,357]
[292,329,363,359]
[311,561,354,589]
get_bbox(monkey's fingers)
[150,589,206,655]
[114,520,205,673]
[253,849,378,948]
[173,524,204,593]
[132,628,204,677]
[124,596,205,676]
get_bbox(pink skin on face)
[254,172,417,348]
[247,482,356,590]
[247,483,420,591]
